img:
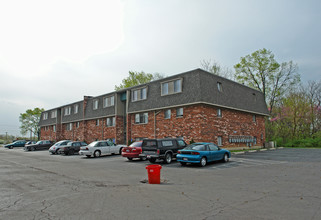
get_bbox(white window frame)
[43,112,48,120]
[93,99,99,110]
[74,105,79,114]
[53,125,56,132]
[103,96,115,108]
[132,87,147,102]
[217,136,222,146]
[135,113,148,124]
[106,117,116,127]
[76,122,80,128]
[164,109,171,119]
[51,110,57,118]
[64,107,71,116]
[176,108,183,117]
[217,108,222,117]
[66,123,72,131]
[96,119,99,126]
[161,78,182,96]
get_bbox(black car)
[4,140,26,149]
[24,140,54,151]
[140,138,187,164]
[25,141,37,145]
[58,141,87,155]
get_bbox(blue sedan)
[176,142,231,167]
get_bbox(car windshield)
[88,141,98,147]
[36,141,42,144]
[67,142,73,146]
[184,144,206,151]
[130,142,142,147]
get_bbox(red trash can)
[146,165,162,184]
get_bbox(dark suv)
[58,141,87,155]
[140,138,187,164]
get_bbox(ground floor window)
[135,113,148,124]
[217,136,222,146]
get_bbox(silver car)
[49,140,71,154]
[79,140,125,158]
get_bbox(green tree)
[115,71,165,90]
[19,108,44,140]
[234,48,300,114]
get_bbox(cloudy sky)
[0,0,320,136]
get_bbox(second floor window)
[93,99,99,110]
[135,113,148,124]
[43,112,48,120]
[74,105,79,114]
[132,87,147,102]
[104,96,115,107]
[64,107,71,116]
[161,79,182,95]
[217,82,222,92]
[51,110,57,118]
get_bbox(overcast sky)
[1,0,320,136]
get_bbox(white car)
[79,140,125,158]
[49,140,71,154]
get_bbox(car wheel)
[164,153,172,164]
[94,150,101,158]
[223,153,229,163]
[180,162,187,166]
[55,149,60,154]
[86,155,91,158]
[127,157,133,161]
[149,158,156,163]
[141,156,147,161]
[31,146,36,151]
[9,146,13,149]
[200,157,207,167]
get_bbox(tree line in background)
[202,48,321,147]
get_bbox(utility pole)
[6,132,8,142]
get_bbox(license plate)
[126,150,130,152]
[183,158,188,161]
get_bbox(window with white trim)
[76,122,80,128]
[176,108,183,117]
[74,105,79,114]
[93,99,99,110]
[161,79,182,95]
[96,119,99,126]
[217,108,222,117]
[217,136,222,146]
[106,117,116,127]
[51,110,57,118]
[164,109,171,119]
[132,87,147,102]
[53,125,56,132]
[66,123,72,131]
[43,112,48,120]
[135,113,148,124]
[64,106,71,116]
[103,96,115,107]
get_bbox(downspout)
[154,110,161,138]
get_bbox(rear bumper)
[122,152,141,158]
[176,155,201,163]
[79,150,92,156]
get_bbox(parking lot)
[0,147,320,220]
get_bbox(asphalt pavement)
[0,147,320,220]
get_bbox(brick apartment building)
[39,69,269,148]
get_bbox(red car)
[121,141,146,161]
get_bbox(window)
[103,96,115,107]
[53,125,56,132]
[66,123,72,131]
[96,119,99,126]
[209,144,219,151]
[135,113,148,124]
[74,105,79,114]
[51,110,57,118]
[76,122,80,128]
[132,87,147,102]
[217,82,222,92]
[217,136,222,146]
[254,137,257,145]
[64,107,71,115]
[253,115,256,122]
[106,117,115,127]
[176,108,183,117]
[217,108,222,117]
[174,79,182,93]
[43,112,48,120]
[164,109,171,119]
[93,99,99,110]
[161,78,182,96]
[177,140,186,147]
